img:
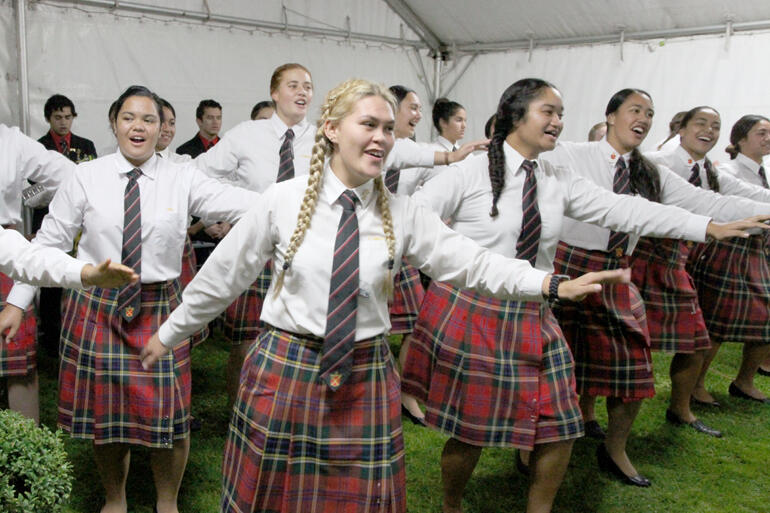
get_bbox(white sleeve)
[193,130,241,178]
[718,171,770,203]
[17,132,76,207]
[0,228,84,288]
[385,138,435,169]
[410,164,467,219]
[401,198,548,302]
[187,165,261,223]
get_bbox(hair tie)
[282,261,291,271]
[387,258,395,270]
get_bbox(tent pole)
[15,0,30,134]
[432,54,441,103]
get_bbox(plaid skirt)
[686,235,770,344]
[58,281,191,448]
[221,327,405,513]
[630,238,710,354]
[553,242,654,400]
[388,259,426,335]
[0,272,38,377]
[180,236,209,347]
[222,261,272,345]
[401,281,582,450]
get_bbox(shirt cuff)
[158,317,185,349]
[684,215,711,243]
[515,268,550,303]
[68,261,88,289]
[417,147,436,167]
[6,283,36,310]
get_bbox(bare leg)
[759,355,770,374]
[692,342,721,404]
[7,370,39,423]
[150,437,190,513]
[669,351,705,422]
[441,438,483,513]
[93,443,130,513]
[527,440,574,513]
[733,343,770,400]
[579,394,597,422]
[398,335,424,420]
[604,398,642,477]
[227,342,251,408]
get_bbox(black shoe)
[691,395,721,408]
[515,450,529,477]
[190,415,202,432]
[584,419,606,440]
[596,444,651,487]
[757,367,770,377]
[665,409,723,438]
[728,382,770,404]
[401,404,427,426]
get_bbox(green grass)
[23,333,770,512]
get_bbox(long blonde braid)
[272,78,399,299]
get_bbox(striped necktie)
[516,160,541,266]
[320,190,360,391]
[759,165,769,189]
[59,137,69,155]
[117,168,142,322]
[688,163,702,187]
[277,128,295,182]
[607,157,631,256]
[385,167,400,193]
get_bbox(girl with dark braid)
[140,78,628,513]
[542,89,770,488]
[400,79,765,513]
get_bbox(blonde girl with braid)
[141,78,629,513]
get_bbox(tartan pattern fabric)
[516,160,541,265]
[384,167,400,193]
[552,242,655,400]
[0,272,38,377]
[277,128,295,183]
[388,260,426,335]
[686,235,770,344]
[58,281,191,447]
[221,327,405,513]
[320,190,359,390]
[607,158,631,255]
[117,168,142,321]
[630,237,710,354]
[222,261,273,345]
[180,235,209,347]
[688,163,702,187]
[401,281,583,450]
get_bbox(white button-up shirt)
[159,163,550,348]
[387,138,444,196]
[7,152,259,309]
[0,124,75,224]
[0,226,83,288]
[413,143,710,272]
[719,152,770,189]
[541,139,769,253]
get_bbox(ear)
[324,119,339,144]
[606,113,616,127]
[196,118,203,129]
[271,90,280,105]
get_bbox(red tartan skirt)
[180,236,209,347]
[222,261,272,345]
[686,235,770,344]
[630,237,710,354]
[388,259,426,335]
[401,281,582,450]
[221,327,404,513]
[0,272,38,377]
[553,242,654,401]
[58,281,191,448]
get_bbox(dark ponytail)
[488,78,557,217]
[726,114,769,160]
[605,88,660,202]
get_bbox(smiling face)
[440,107,467,144]
[505,87,563,159]
[739,119,770,162]
[679,108,720,161]
[394,92,422,139]
[271,67,313,127]
[606,92,654,154]
[325,95,396,189]
[113,95,160,167]
[156,106,176,151]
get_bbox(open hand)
[81,259,139,288]
[706,216,770,240]
[556,268,631,302]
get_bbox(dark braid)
[704,158,721,193]
[605,88,659,202]
[488,78,556,217]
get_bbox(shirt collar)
[115,151,158,179]
[437,135,455,151]
[269,112,310,139]
[674,144,705,167]
[736,152,762,173]
[49,130,72,148]
[502,141,535,176]
[599,138,631,167]
[321,159,376,209]
[156,146,171,159]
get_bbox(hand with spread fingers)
[552,268,631,302]
[80,259,139,288]
[706,215,770,239]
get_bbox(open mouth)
[129,135,146,144]
[295,99,307,107]
[365,149,384,160]
[697,136,713,143]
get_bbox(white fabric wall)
[447,30,770,162]
[0,2,432,152]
